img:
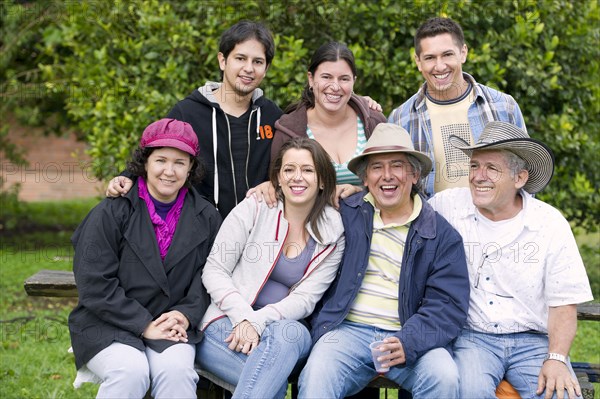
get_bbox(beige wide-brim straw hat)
[348,123,432,177]
[449,121,555,194]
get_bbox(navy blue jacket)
[310,192,469,365]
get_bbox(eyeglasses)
[473,254,514,299]
[474,254,488,289]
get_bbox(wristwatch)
[544,352,567,364]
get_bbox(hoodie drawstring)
[255,107,262,140]
[211,107,219,210]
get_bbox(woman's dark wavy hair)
[126,147,205,188]
[269,137,336,242]
[285,41,357,113]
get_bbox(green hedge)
[2,0,598,230]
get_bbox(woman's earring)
[309,86,314,93]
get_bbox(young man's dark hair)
[219,20,275,66]
[414,17,465,56]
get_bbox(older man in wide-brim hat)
[429,121,593,399]
[298,123,470,399]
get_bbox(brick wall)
[2,121,104,202]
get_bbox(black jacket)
[68,182,221,368]
[167,82,283,218]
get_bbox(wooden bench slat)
[197,369,235,393]
[24,270,77,297]
[575,303,600,321]
[363,375,400,388]
[573,362,600,383]
[24,270,600,319]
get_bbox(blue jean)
[298,321,459,398]
[196,317,311,399]
[453,329,582,399]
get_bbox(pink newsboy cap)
[140,118,199,156]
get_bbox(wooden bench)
[25,269,599,399]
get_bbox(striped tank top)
[306,117,366,186]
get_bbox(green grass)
[0,245,97,398]
[1,199,598,398]
[1,199,99,398]
[577,229,600,300]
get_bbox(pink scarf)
[138,177,188,261]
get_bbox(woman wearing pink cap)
[68,118,221,398]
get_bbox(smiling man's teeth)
[434,72,450,79]
[381,185,396,190]
[475,187,492,192]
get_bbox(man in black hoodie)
[107,21,282,218]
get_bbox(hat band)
[363,145,412,154]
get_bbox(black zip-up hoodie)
[167,82,282,218]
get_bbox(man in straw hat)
[298,123,469,398]
[429,121,593,399]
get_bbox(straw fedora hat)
[347,123,432,177]
[449,121,554,194]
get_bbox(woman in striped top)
[252,42,386,203]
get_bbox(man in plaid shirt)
[388,17,525,197]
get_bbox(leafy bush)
[2,0,598,230]
[0,180,24,231]
[0,196,98,235]
[0,1,69,132]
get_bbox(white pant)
[79,342,198,399]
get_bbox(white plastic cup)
[369,340,390,374]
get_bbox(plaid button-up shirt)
[388,73,526,196]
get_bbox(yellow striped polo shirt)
[345,193,422,330]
